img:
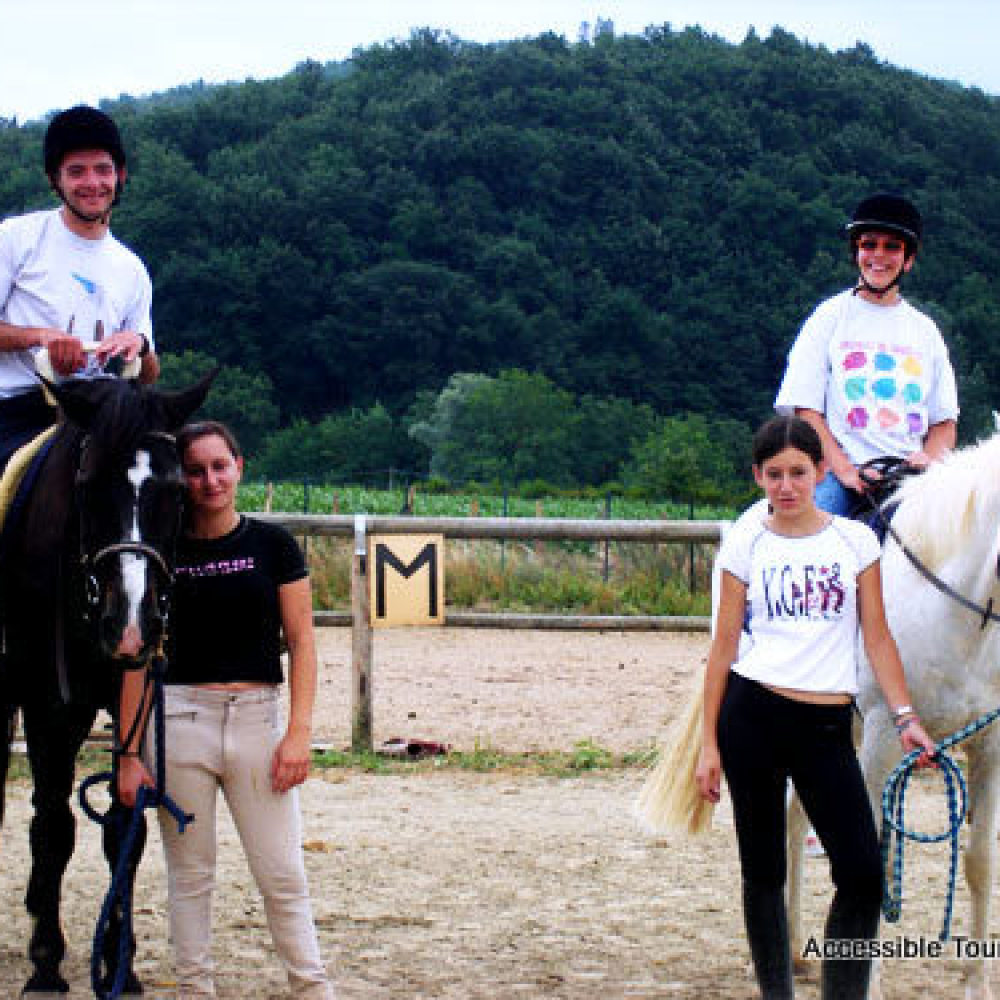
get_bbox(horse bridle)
[860,458,1000,630]
[78,429,181,628]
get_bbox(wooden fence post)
[351,514,373,753]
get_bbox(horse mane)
[890,432,1000,569]
[70,379,168,475]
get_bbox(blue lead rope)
[78,654,194,1000]
[881,705,1000,940]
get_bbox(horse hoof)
[100,970,144,996]
[22,970,69,996]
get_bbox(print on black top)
[168,517,307,686]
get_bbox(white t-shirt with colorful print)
[717,515,881,695]
[775,289,959,465]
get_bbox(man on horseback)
[774,193,959,517]
[0,106,168,998]
[0,104,159,468]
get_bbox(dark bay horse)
[0,371,213,996]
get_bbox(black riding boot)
[820,887,879,1000]
[743,879,795,999]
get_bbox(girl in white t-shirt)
[695,415,935,1000]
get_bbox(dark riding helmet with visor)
[43,105,127,220]
[846,193,922,297]
[845,193,922,256]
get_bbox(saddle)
[0,425,59,534]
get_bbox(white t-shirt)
[0,209,154,398]
[717,513,881,695]
[774,289,959,465]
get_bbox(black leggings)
[718,673,882,1000]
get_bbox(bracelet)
[892,704,915,720]
[895,716,918,734]
[115,749,141,758]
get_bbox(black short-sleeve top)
[167,516,308,685]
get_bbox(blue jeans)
[814,471,858,516]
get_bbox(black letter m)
[374,542,439,620]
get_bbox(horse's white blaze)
[121,449,152,631]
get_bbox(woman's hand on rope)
[116,755,154,808]
[270,728,311,794]
[898,715,937,768]
[696,743,722,803]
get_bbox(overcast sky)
[4,0,999,123]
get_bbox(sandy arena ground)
[0,628,981,998]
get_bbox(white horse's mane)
[890,431,1000,569]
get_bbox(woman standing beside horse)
[695,415,935,1000]
[117,420,335,999]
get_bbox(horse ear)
[159,367,219,430]
[42,376,106,430]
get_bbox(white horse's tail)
[635,679,714,835]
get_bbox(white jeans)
[147,685,334,998]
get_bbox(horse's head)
[48,371,215,666]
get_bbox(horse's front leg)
[0,700,15,827]
[962,741,1000,1000]
[22,699,94,995]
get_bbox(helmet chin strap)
[854,271,903,299]
[53,176,121,228]
[852,242,913,299]
[61,198,112,227]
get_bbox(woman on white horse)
[695,415,935,1000]
[775,193,958,517]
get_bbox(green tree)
[625,413,754,505]
[157,350,279,456]
[255,404,416,483]
[410,370,579,486]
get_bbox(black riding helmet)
[43,106,127,221]
[845,193,922,258]
[44,105,126,177]
[845,193,922,298]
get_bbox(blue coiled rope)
[78,653,194,1000]
[881,705,1000,941]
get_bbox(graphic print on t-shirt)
[67,271,113,367]
[176,557,255,579]
[835,340,928,441]
[761,561,845,622]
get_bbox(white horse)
[638,431,1000,1000]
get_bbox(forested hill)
[2,25,1000,487]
